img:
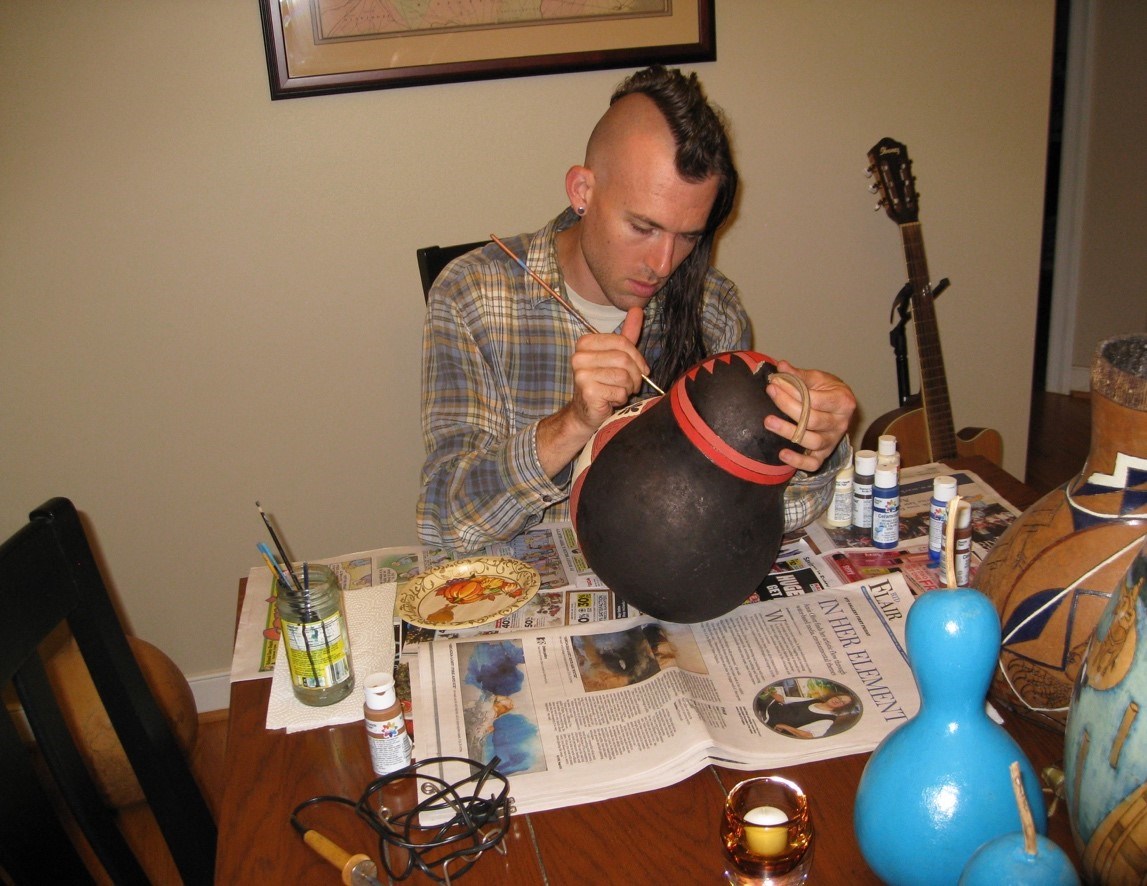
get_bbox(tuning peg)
[865,166,873,177]
[873,202,884,212]
[868,182,879,194]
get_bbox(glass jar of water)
[275,563,355,706]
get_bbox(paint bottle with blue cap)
[928,476,958,563]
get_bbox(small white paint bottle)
[877,434,900,470]
[826,464,854,527]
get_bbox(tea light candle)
[743,804,790,857]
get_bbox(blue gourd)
[959,831,1079,885]
[854,587,1048,885]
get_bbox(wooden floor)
[1024,389,1092,496]
[178,389,1093,877]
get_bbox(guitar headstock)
[867,137,919,224]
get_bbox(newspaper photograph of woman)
[755,677,862,740]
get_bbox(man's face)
[578,141,719,312]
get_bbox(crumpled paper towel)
[266,582,396,733]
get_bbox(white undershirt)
[565,283,626,333]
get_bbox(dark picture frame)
[258,1,715,100]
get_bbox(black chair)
[0,498,216,885]
[417,240,488,301]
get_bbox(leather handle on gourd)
[768,371,811,447]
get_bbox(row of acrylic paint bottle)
[826,436,971,586]
[825,434,900,543]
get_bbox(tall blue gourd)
[854,587,1048,885]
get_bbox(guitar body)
[862,398,1003,467]
[863,138,1003,467]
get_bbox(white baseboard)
[1070,364,1091,394]
[187,669,232,715]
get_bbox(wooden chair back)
[416,240,488,301]
[0,498,216,885]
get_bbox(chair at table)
[417,240,488,301]
[0,497,216,885]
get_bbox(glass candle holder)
[722,776,813,885]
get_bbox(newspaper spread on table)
[413,574,919,815]
[230,462,1020,685]
[231,463,1023,812]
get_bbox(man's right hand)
[569,307,648,430]
[536,307,648,477]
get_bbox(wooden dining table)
[216,456,1080,884]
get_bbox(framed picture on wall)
[258,1,715,100]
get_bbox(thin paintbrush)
[256,501,303,592]
[257,543,292,589]
[257,541,321,682]
[488,233,666,396]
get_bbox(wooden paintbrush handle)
[302,829,373,885]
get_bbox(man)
[419,66,855,553]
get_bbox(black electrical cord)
[290,756,512,884]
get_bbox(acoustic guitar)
[861,137,1003,467]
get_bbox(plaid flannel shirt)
[418,209,848,553]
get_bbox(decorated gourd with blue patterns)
[1064,538,1147,883]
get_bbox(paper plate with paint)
[398,557,541,629]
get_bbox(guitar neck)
[901,222,958,460]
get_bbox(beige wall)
[0,2,1054,685]
[1071,0,1147,372]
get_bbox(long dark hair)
[611,66,739,389]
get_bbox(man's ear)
[564,165,594,212]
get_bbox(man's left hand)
[764,360,856,473]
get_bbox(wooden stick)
[944,495,962,588]
[1009,760,1039,856]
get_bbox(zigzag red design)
[670,352,794,486]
